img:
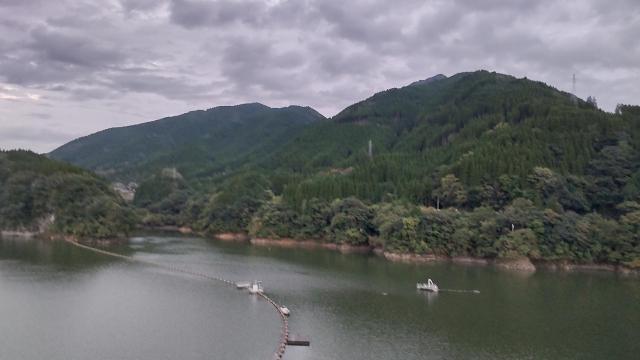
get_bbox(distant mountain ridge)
[50,103,325,182]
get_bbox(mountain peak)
[331,70,585,125]
[408,74,447,87]
[50,103,323,181]
[205,102,270,113]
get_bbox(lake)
[1,234,638,359]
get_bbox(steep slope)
[227,72,638,267]
[275,71,586,171]
[50,103,324,182]
[270,71,639,209]
[0,150,135,239]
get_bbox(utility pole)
[368,139,373,160]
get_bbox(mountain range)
[39,70,640,267]
[49,70,640,209]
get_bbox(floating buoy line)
[64,239,292,359]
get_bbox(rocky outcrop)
[451,256,490,266]
[533,260,639,275]
[382,252,443,263]
[1,214,55,238]
[494,257,537,272]
[111,182,137,202]
[250,237,371,253]
[215,233,250,242]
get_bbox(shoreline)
[4,227,638,276]
[209,231,639,276]
[138,225,194,234]
[532,260,638,275]
[250,237,372,253]
[1,230,128,247]
[211,233,372,253]
[1,230,39,238]
[380,251,536,272]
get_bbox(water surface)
[1,234,638,359]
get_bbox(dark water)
[1,234,639,360]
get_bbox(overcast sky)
[1,0,639,153]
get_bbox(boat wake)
[438,289,481,294]
[417,278,480,294]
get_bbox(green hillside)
[50,103,324,182]
[44,71,640,267]
[204,71,639,266]
[271,71,639,207]
[0,150,136,239]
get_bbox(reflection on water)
[1,233,639,360]
[418,290,439,305]
[0,235,132,269]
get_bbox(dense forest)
[50,103,324,184]
[33,71,640,268]
[0,150,136,239]
[124,72,640,268]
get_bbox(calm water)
[1,234,639,360]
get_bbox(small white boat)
[249,280,264,294]
[236,281,251,289]
[417,278,439,292]
[279,306,290,316]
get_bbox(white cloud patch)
[0,0,639,152]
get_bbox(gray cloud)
[311,1,402,46]
[0,0,639,153]
[169,0,265,28]
[120,0,165,12]
[106,71,216,100]
[30,27,125,68]
[28,112,52,119]
[0,126,74,143]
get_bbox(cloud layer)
[1,0,639,152]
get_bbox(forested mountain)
[188,71,639,268]
[271,71,639,208]
[43,71,640,267]
[50,103,324,182]
[0,150,135,239]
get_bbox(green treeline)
[137,166,640,268]
[0,150,136,239]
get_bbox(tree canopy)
[0,150,136,239]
